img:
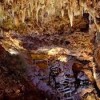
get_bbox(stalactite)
[0,0,100,30]
[36,6,41,23]
[5,0,10,4]
[29,0,34,13]
[92,15,100,32]
[0,5,4,22]
[35,0,42,23]
[21,8,26,23]
[27,9,31,18]
[61,9,64,18]
[11,8,14,18]
[14,15,20,27]
[68,9,74,27]
[51,0,54,8]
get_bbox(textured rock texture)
[0,0,100,100]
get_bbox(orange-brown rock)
[82,69,94,82]
[94,47,100,69]
[35,60,48,69]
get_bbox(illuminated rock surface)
[0,0,100,100]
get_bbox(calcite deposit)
[0,0,100,100]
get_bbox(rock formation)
[0,0,100,100]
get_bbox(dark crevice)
[93,81,100,97]
[96,17,100,24]
[76,59,90,65]
[80,13,89,32]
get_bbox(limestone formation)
[0,0,100,100]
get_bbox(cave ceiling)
[0,0,100,33]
